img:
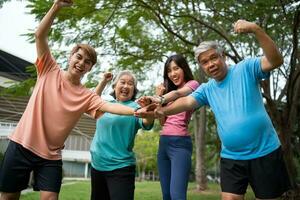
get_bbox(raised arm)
[35,0,73,58]
[234,19,283,72]
[94,72,113,96]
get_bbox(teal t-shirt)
[190,57,280,160]
[90,100,153,171]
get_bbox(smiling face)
[67,48,93,80]
[167,61,185,87]
[114,74,135,102]
[198,49,227,81]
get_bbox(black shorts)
[91,165,136,200]
[220,147,290,199]
[0,140,63,193]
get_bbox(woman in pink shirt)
[137,54,199,200]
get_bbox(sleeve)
[86,92,107,119]
[138,118,154,130]
[189,83,208,108]
[186,80,200,91]
[35,50,58,77]
[245,57,270,81]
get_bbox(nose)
[170,70,176,77]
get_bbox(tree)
[2,0,299,194]
[134,130,159,181]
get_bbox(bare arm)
[163,86,194,104]
[160,96,198,116]
[234,19,283,72]
[35,0,73,59]
[94,72,113,96]
[99,102,134,115]
[142,116,155,126]
[137,84,194,107]
[134,96,198,118]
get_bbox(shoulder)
[235,57,261,69]
[185,80,200,90]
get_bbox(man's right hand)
[54,0,73,8]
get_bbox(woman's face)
[167,61,185,87]
[114,74,135,102]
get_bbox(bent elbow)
[271,54,284,69]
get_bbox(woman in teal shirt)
[90,70,154,200]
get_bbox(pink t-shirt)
[161,80,199,136]
[9,51,106,160]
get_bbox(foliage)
[1,65,36,96]
[134,130,159,175]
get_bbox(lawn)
[21,181,255,200]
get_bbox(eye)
[85,60,92,65]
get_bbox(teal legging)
[157,135,192,200]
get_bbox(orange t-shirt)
[9,51,105,160]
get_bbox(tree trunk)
[194,107,207,191]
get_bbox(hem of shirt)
[91,162,136,172]
[9,136,62,161]
[160,133,190,137]
[220,144,280,160]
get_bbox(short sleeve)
[35,50,58,77]
[185,80,200,91]
[86,93,107,119]
[189,83,208,107]
[245,57,270,81]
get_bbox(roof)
[0,95,96,137]
[0,49,32,81]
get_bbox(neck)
[64,72,81,86]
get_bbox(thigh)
[33,158,62,193]
[90,167,110,200]
[169,137,192,200]
[249,147,291,199]
[0,141,32,192]
[157,138,171,198]
[220,158,249,195]
[106,166,136,200]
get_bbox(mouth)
[120,90,129,96]
[171,77,180,83]
[74,65,84,73]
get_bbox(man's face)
[198,49,227,81]
[68,48,93,79]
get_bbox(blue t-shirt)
[190,58,280,160]
[90,100,153,171]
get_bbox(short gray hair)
[110,70,139,100]
[194,41,224,65]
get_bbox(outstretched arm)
[137,83,194,106]
[234,19,283,72]
[95,72,113,96]
[100,102,135,115]
[35,0,73,58]
[135,96,198,118]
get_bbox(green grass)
[21,181,255,200]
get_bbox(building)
[0,49,96,178]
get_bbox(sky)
[0,0,37,63]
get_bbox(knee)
[40,191,58,200]
[0,192,20,200]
